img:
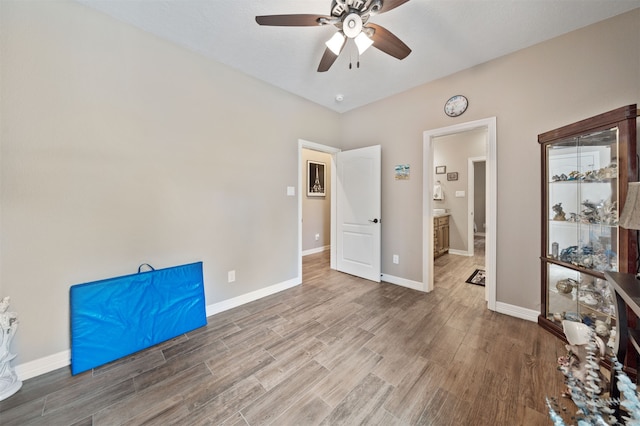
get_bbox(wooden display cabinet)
[538,105,638,342]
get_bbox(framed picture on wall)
[435,165,446,174]
[447,172,458,181]
[307,161,326,196]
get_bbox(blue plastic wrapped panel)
[70,262,206,375]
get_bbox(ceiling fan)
[256,0,412,72]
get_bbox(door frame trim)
[422,118,497,311]
[298,140,341,279]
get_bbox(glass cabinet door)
[546,262,617,347]
[546,127,619,273]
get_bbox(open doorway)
[297,140,340,279]
[468,156,487,256]
[301,148,332,256]
[297,140,383,283]
[423,118,497,311]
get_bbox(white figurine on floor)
[0,296,22,401]
[559,320,609,396]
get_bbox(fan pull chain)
[348,42,360,69]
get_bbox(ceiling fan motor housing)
[331,0,383,19]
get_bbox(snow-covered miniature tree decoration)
[0,296,22,401]
[613,360,640,425]
[547,397,567,426]
[547,320,640,425]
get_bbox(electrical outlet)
[393,255,399,264]
[315,233,320,241]
[228,270,236,283]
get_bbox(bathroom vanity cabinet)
[434,215,450,258]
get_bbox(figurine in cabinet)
[552,203,567,221]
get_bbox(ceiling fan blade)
[378,0,410,14]
[367,23,411,60]
[317,47,342,72]
[255,14,330,27]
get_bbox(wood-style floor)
[0,242,568,425]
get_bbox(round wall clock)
[444,95,468,117]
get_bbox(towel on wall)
[433,183,444,200]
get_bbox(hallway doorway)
[468,157,486,257]
[298,140,340,279]
[423,117,497,311]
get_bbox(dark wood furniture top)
[606,271,640,318]
[605,270,640,402]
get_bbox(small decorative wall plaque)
[395,164,410,180]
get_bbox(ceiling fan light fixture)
[326,32,346,55]
[343,13,363,38]
[354,31,374,55]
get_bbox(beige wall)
[302,149,331,252]
[1,1,639,371]
[0,1,340,365]
[339,9,639,310]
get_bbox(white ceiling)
[78,0,640,113]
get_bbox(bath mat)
[466,269,485,286]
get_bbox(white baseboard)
[302,245,330,256]
[495,301,539,322]
[381,273,425,292]
[16,349,70,381]
[448,249,472,257]
[206,276,301,317]
[14,276,303,382]
[380,275,539,325]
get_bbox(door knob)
[369,218,379,223]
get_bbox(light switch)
[455,191,465,197]
[287,186,295,196]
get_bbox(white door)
[336,145,381,282]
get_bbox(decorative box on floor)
[70,262,206,375]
